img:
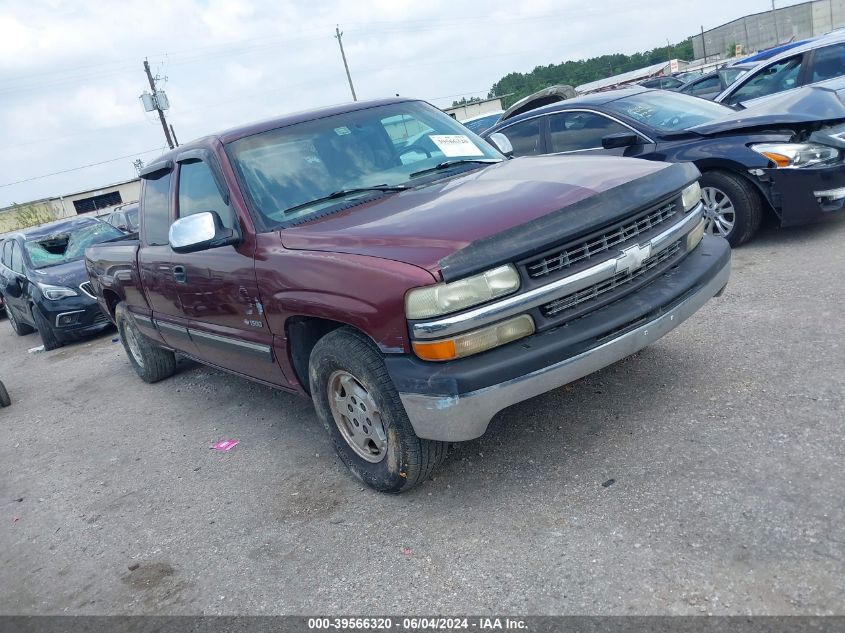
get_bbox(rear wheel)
[32,306,62,351]
[309,327,447,493]
[115,302,176,383]
[699,171,764,247]
[6,305,35,336]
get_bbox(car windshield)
[24,221,124,268]
[463,113,502,134]
[226,100,502,227]
[605,91,733,132]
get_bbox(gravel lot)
[1,219,844,616]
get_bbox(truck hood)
[280,156,678,278]
[687,81,845,136]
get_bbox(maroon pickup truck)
[85,97,730,492]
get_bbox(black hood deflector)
[438,161,700,282]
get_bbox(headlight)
[36,283,79,300]
[406,264,520,319]
[750,143,841,168]
[412,314,535,361]
[681,182,702,211]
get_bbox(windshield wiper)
[410,158,502,179]
[282,185,407,215]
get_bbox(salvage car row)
[3,61,845,493]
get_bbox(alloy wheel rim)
[327,370,388,463]
[701,186,736,238]
[123,323,145,368]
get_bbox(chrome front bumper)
[399,253,730,442]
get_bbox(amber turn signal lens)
[412,315,535,362]
[412,339,458,361]
[759,152,791,168]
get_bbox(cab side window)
[177,161,235,230]
[9,241,24,274]
[727,56,804,104]
[686,76,721,96]
[549,112,629,153]
[811,43,845,83]
[498,119,543,157]
[141,171,173,246]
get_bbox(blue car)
[0,216,123,350]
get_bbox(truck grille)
[542,240,682,318]
[526,200,678,279]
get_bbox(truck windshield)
[226,100,503,227]
[24,221,124,269]
[605,91,733,132]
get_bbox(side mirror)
[169,211,240,254]
[4,277,22,299]
[487,132,514,158]
[602,132,640,150]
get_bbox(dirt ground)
[1,220,844,615]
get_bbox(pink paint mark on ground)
[402,546,413,558]
[211,439,239,452]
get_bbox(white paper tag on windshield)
[429,134,484,157]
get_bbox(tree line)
[454,39,695,109]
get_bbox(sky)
[0,0,808,208]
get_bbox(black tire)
[6,305,35,336]
[699,170,764,247]
[115,302,177,383]
[0,381,10,407]
[309,327,447,493]
[32,306,62,351]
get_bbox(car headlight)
[412,314,535,361]
[36,282,79,300]
[681,182,702,211]
[406,264,520,319]
[750,143,841,168]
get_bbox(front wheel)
[309,327,447,493]
[699,171,764,247]
[6,305,35,336]
[115,303,176,383]
[32,306,62,351]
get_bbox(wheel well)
[286,317,346,395]
[102,289,121,319]
[698,166,778,221]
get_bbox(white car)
[715,30,845,107]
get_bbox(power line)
[0,148,165,188]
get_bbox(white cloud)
[0,0,807,206]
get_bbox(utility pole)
[143,60,176,149]
[771,0,780,43]
[335,25,357,101]
[701,25,708,63]
[667,39,673,62]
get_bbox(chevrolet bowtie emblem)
[616,243,651,274]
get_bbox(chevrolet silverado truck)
[85,97,731,492]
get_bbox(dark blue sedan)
[483,85,845,245]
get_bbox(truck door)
[167,153,285,385]
[137,167,198,353]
